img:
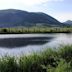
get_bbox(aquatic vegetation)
[0,45,72,72]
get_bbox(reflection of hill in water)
[0,37,53,48]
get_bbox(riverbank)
[0,27,72,34]
[0,45,72,72]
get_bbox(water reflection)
[0,37,53,48]
[0,34,72,57]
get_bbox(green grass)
[0,45,72,72]
[0,26,72,33]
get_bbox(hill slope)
[64,20,72,25]
[0,9,62,27]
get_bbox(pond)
[0,33,72,57]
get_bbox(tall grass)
[0,45,72,72]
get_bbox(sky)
[0,0,72,22]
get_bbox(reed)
[0,45,72,72]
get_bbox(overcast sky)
[0,0,72,22]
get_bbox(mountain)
[0,9,63,27]
[64,20,72,25]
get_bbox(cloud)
[0,0,50,10]
[18,0,64,6]
[0,0,48,6]
[0,0,64,6]
[17,0,48,5]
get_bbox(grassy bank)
[0,27,72,33]
[0,45,72,72]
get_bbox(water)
[0,33,72,57]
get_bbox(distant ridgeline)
[0,9,70,27]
